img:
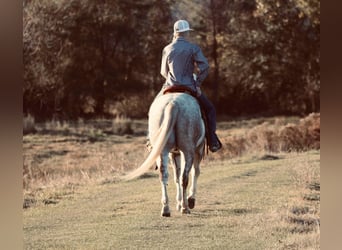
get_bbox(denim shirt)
[160,37,209,92]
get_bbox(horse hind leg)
[170,151,182,212]
[187,151,201,209]
[181,154,194,214]
[188,164,200,209]
[158,154,171,217]
[187,166,198,209]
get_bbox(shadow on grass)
[192,207,260,218]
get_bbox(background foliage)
[23,0,320,120]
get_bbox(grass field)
[23,116,320,249]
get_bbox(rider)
[158,20,222,152]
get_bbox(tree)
[23,0,173,119]
[208,0,319,115]
[23,0,319,119]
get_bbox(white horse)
[123,92,206,216]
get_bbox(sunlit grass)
[23,114,320,249]
[23,151,320,249]
[23,114,319,209]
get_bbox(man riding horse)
[124,20,222,216]
[158,20,222,152]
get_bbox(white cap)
[173,20,193,34]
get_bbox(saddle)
[163,85,197,98]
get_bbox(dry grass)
[23,114,320,211]
[23,151,320,249]
[23,118,148,208]
[23,112,320,248]
[112,115,134,135]
[212,113,320,160]
[280,152,320,249]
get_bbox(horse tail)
[122,101,178,181]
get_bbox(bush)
[279,113,320,151]
[108,94,153,119]
[218,113,320,158]
[112,116,134,135]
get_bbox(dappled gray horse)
[124,92,205,216]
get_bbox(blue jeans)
[197,93,218,145]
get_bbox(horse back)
[149,93,205,150]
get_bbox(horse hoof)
[161,212,171,217]
[182,208,191,214]
[161,206,171,217]
[188,197,196,209]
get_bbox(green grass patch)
[24,151,319,249]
